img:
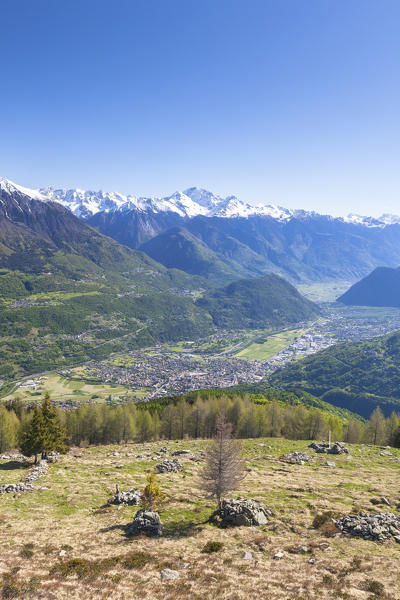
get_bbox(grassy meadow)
[0,438,399,599]
[234,329,306,361]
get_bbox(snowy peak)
[0,177,46,201]
[40,187,131,219]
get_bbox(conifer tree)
[40,394,68,458]
[20,408,46,464]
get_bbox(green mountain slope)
[338,266,400,307]
[0,188,213,381]
[270,331,400,417]
[139,226,249,282]
[196,274,319,329]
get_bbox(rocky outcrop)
[156,459,182,473]
[108,484,141,506]
[218,498,273,527]
[127,509,162,537]
[308,441,349,454]
[335,512,400,543]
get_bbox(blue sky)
[1,0,399,216]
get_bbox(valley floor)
[4,304,400,407]
[1,438,400,599]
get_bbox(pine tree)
[20,408,46,463]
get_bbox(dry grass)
[0,438,399,599]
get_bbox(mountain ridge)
[2,177,398,225]
[338,266,400,308]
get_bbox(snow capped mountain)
[34,182,298,220]
[1,177,399,227]
[0,177,46,202]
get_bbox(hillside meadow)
[0,438,400,599]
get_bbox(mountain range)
[3,177,400,284]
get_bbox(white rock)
[243,551,253,560]
[273,551,284,559]
[161,568,180,580]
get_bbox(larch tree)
[200,411,246,512]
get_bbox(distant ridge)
[338,266,400,307]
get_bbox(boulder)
[127,509,162,537]
[218,498,273,527]
[156,459,182,473]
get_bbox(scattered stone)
[308,557,315,564]
[381,497,391,506]
[274,552,284,559]
[108,484,141,506]
[243,551,253,560]
[336,512,400,543]
[156,459,182,473]
[59,550,66,557]
[127,509,162,537]
[280,451,311,465]
[171,450,192,456]
[326,461,336,467]
[218,498,273,527]
[115,464,123,469]
[161,568,179,580]
[309,441,349,454]
[159,447,168,453]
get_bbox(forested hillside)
[197,274,319,329]
[338,266,400,307]
[270,331,400,417]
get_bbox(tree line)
[0,392,399,457]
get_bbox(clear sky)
[1,0,399,216]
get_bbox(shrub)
[141,472,165,511]
[312,511,337,529]
[122,551,152,569]
[201,541,224,553]
[362,579,385,597]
